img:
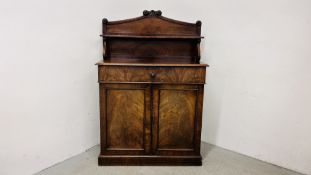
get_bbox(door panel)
[158,89,196,149]
[152,85,202,156]
[100,84,151,155]
[107,89,144,149]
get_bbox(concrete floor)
[35,142,303,175]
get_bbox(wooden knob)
[150,72,156,79]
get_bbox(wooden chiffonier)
[96,10,208,166]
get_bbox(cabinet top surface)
[96,60,208,67]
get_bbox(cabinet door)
[100,84,151,155]
[152,84,203,156]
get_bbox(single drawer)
[98,65,206,84]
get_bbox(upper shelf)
[100,34,204,39]
[101,10,203,64]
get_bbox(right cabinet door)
[152,84,204,156]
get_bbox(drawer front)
[98,66,206,84]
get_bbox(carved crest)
[143,10,162,17]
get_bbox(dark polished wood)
[99,84,151,155]
[101,34,204,39]
[101,10,202,64]
[97,10,207,166]
[153,85,198,153]
[98,155,202,166]
[98,65,206,84]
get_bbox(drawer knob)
[149,72,156,79]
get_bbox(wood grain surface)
[102,10,203,64]
[98,10,206,165]
[106,89,144,149]
[158,89,196,149]
[98,66,206,84]
[100,84,151,155]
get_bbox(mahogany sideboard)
[96,10,208,166]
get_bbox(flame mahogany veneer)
[97,10,208,166]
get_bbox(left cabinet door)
[99,83,151,155]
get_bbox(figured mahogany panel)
[106,89,144,149]
[151,84,203,156]
[98,65,206,84]
[100,84,151,155]
[158,89,196,149]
